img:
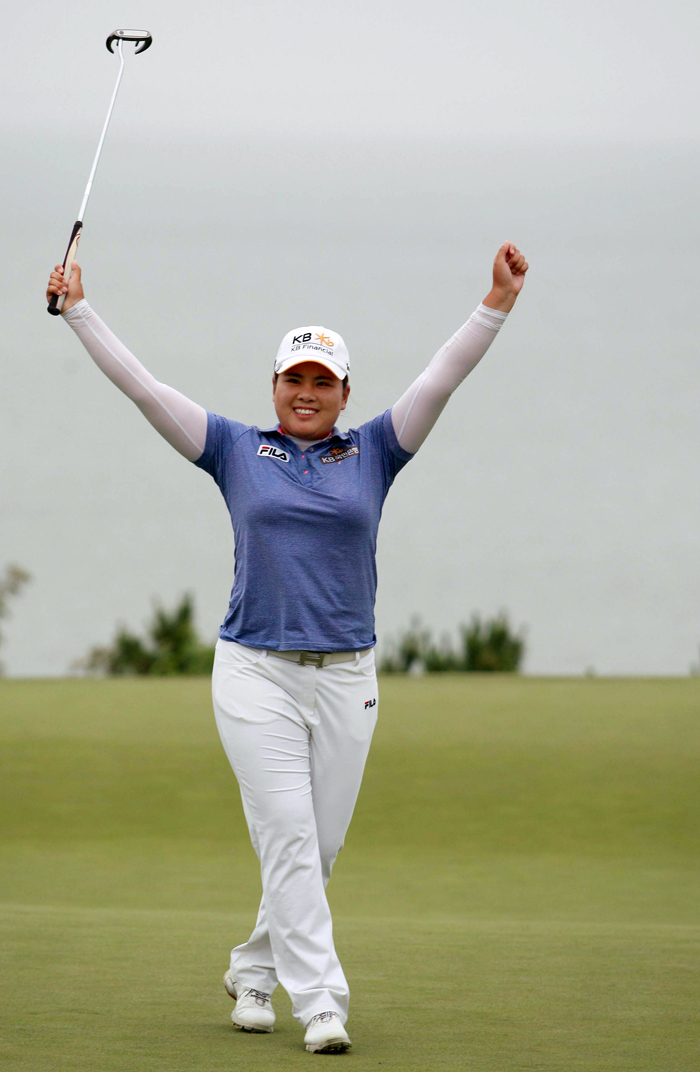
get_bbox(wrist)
[61,289,85,314]
[482,287,517,314]
[61,297,88,320]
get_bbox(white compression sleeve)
[391,303,508,454]
[62,300,207,462]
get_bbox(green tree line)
[79,598,524,676]
[81,594,215,676]
[379,613,525,673]
[0,564,31,674]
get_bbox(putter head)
[106,29,153,55]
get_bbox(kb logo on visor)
[292,332,335,347]
[258,444,289,463]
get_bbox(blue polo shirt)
[194,408,413,651]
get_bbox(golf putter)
[48,29,153,315]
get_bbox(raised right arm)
[47,263,207,462]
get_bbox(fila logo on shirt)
[257,444,289,463]
[364,698,377,709]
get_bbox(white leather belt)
[267,648,372,669]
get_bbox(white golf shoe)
[223,970,275,1033]
[304,1011,351,1053]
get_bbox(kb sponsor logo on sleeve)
[320,446,359,464]
[257,444,289,463]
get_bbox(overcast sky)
[4,0,699,142]
[2,0,699,676]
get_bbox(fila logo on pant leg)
[257,445,289,462]
[364,699,377,709]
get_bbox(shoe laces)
[308,1011,339,1026]
[242,987,271,1007]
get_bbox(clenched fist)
[46,261,84,313]
[484,243,529,313]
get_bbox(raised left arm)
[392,243,528,454]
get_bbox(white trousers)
[211,638,379,1026]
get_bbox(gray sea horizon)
[2,131,699,676]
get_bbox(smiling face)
[272,361,350,440]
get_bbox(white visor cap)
[274,326,349,380]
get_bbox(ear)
[340,383,350,410]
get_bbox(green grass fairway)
[1,676,699,1070]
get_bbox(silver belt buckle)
[299,651,326,668]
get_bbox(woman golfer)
[46,242,528,1053]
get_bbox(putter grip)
[47,220,82,316]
